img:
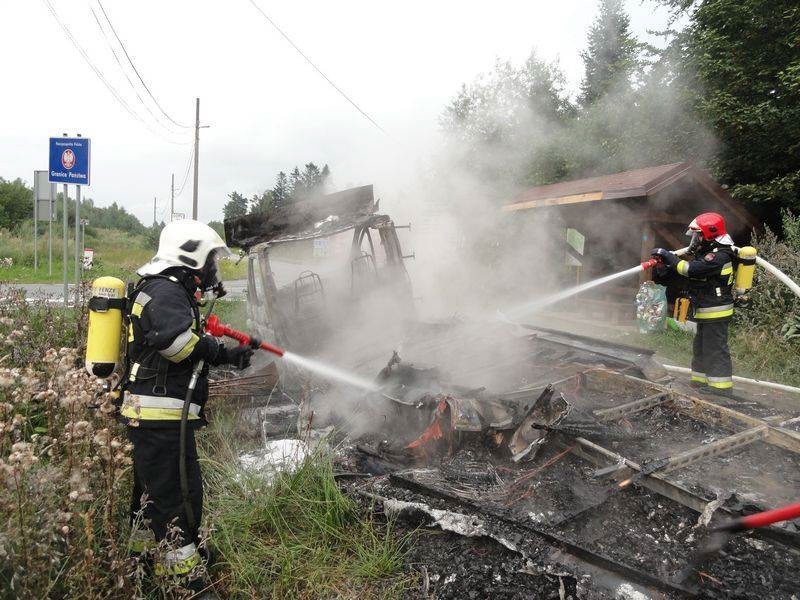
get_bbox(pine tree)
[249,190,275,214]
[288,167,304,201]
[579,0,640,107]
[273,171,290,207]
[222,191,249,220]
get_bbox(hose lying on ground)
[663,364,800,396]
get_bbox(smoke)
[250,38,718,439]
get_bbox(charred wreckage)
[219,186,800,599]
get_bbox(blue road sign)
[49,137,91,185]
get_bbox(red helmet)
[687,212,727,241]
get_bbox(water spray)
[505,248,690,319]
[205,315,378,392]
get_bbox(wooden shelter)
[502,162,760,319]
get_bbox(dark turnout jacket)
[120,268,223,428]
[653,243,736,322]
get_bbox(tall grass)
[0,227,152,283]
[0,225,247,284]
[199,417,409,599]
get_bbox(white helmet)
[138,220,231,278]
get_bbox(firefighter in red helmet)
[651,212,736,396]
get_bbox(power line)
[174,144,195,198]
[41,0,189,146]
[246,0,390,138]
[96,0,191,129]
[88,3,185,138]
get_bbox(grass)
[0,227,151,283]
[211,298,249,331]
[0,226,248,284]
[198,417,410,599]
[625,323,800,387]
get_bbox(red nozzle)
[205,314,285,357]
[641,258,660,270]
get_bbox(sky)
[0,0,678,225]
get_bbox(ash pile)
[300,321,800,599]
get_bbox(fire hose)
[678,501,800,582]
[179,311,286,532]
[642,245,800,301]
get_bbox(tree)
[440,52,575,187]
[223,191,249,220]
[578,0,641,107]
[671,0,800,221]
[249,190,275,214]
[288,167,304,201]
[0,178,33,231]
[273,171,290,207]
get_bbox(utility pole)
[171,173,175,222]
[192,97,200,220]
[153,197,157,227]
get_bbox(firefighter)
[120,220,253,594]
[651,212,736,397]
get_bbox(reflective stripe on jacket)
[672,244,736,322]
[122,269,218,428]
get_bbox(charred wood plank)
[568,437,800,549]
[389,471,699,597]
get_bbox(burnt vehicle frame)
[224,184,414,355]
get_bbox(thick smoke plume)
[253,33,718,438]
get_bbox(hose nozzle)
[640,258,660,270]
[205,314,285,357]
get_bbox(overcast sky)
[1,0,677,225]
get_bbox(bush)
[736,215,800,333]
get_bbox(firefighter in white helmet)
[119,220,252,594]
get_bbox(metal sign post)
[33,171,53,273]
[49,183,55,276]
[75,185,81,285]
[33,179,38,271]
[49,135,91,305]
[62,184,68,307]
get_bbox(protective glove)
[248,337,262,350]
[227,345,253,370]
[650,247,679,268]
[213,344,253,369]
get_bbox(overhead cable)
[41,0,189,146]
[246,0,390,138]
[89,4,185,138]
[174,144,195,198]
[96,0,191,129]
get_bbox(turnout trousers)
[691,320,733,393]
[127,427,203,574]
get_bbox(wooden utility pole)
[192,97,200,220]
[153,197,157,226]
[171,173,175,221]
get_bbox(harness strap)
[153,356,169,396]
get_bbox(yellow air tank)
[85,276,126,378]
[735,246,758,295]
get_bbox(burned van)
[224,185,414,358]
